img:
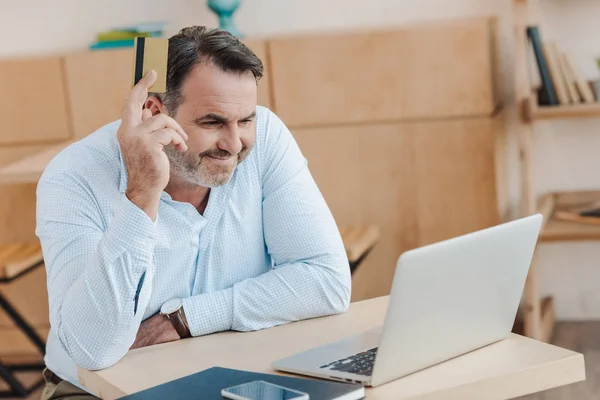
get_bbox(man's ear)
[144,95,165,116]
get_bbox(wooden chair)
[339,225,380,274]
[0,242,46,397]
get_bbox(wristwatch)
[160,298,191,338]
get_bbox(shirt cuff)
[103,194,158,268]
[182,288,233,337]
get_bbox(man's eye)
[204,121,221,127]
[239,119,253,125]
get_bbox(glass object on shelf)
[208,0,242,37]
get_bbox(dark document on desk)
[118,366,365,400]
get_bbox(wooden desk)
[78,296,585,400]
[0,141,71,184]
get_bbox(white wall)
[1,0,598,319]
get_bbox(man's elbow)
[332,280,351,314]
[325,259,352,314]
[60,332,129,371]
[328,294,350,315]
[74,351,125,371]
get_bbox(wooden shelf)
[537,190,600,242]
[535,103,600,120]
[0,141,71,185]
[522,95,600,122]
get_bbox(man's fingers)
[141,113,188,141]
[141,108,152,122]
[152,129,188,152]
[134,70,157,97]
[122,70,157,126]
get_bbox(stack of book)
[526,25,597,106]
[555,200,600,226]
[89,22,166,50]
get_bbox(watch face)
[161,298,182,315]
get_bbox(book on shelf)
[89,21,167,50]
[526,26,557,106]
[526,25,596,106]
[112,21,168,33]
[554,199,600,226]
[97,30,162,42]
[544,41,570,105]
[559,51,582,104]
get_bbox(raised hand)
[117,70,188,220]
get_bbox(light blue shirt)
[35,106,351,391]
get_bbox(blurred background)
[0,0,599,398]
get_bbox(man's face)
[163,62,257,188]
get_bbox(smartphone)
[221,380,309,400]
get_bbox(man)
[36,26,351,399]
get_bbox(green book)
[97,30,162,42]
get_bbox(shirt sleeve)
[182,109,351,336]
[36,169,157,370]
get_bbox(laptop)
[272,214,543,387]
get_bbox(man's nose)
[217,126,243,155]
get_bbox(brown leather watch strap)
[168,308,191,338]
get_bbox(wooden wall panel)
[293,115,501,302]
[63,49,133,138]
[292,127,362,226]
[269,17,498,127]
[0,144,56,168]
[0,56,71,145]
[353,124,420,301]
[243,40,273,110]
[412,117,499,245]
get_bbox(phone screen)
[223,380,307,400]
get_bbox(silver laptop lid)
[371,214,542,387]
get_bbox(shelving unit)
[514,0,600,342]
[523,94,600,122]
[537,190,600,241]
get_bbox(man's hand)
[117,70,188,221]
[130,313,180,350]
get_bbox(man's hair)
[151,26,264,114]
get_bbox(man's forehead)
[178,64,256,114]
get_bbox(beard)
[163,145,249,188]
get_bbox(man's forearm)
[182,257,351,337]
[52,196,158,370]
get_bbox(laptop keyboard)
[319,347,378,376]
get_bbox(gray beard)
[163,145,236,188]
